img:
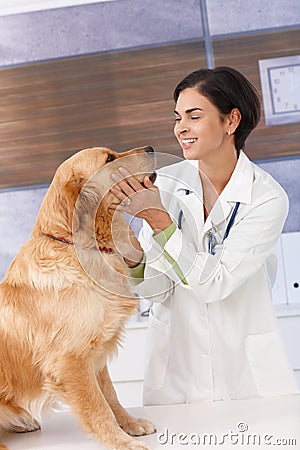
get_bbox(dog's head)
[33,146,156,249]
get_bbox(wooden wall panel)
[0,41,205,189]
[213,29,300,160]
[1,29,299,189]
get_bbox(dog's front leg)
[57,358,150,450]
[97,365,156,437]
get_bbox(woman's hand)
[109,167,173,233]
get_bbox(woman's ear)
[227,108,241,133]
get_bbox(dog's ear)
[33,165,103,239]
[63,170,99,233]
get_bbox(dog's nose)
[149,172,157,183]
[145,146,155,155]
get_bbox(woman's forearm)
[143,209,173,234]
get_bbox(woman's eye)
[174,117,181,122]
[106,154,116,163]
[191,116,200,120]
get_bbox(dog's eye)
[106,154,116,163]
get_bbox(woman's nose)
[175,122,188,135]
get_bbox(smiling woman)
[173,67,260,157]
[109,66,300,407]
[174,92,241,164]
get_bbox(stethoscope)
[178,189,240,255]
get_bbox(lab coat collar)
[177,189,205,248]
[169,160,204,247]
[174,151,254,205]
[203,151,254,232]
[174,151,254,234]
[174,159,202,196]
[219,151,254,205]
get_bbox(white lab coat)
[133,151,299,406]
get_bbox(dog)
[0,146,157,450]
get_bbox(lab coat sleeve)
[155,189,289,303]
[130,221,176,303]
[131,264,175,303]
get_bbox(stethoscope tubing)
[223,201,240,241]
[177,189,240,253]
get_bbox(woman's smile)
[181,138,198,149]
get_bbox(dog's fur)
[0,146,156,450]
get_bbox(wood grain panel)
[0,41,205,189]
[213,29,300,160]
[1,29,299,189]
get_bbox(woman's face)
[174,88,228,161]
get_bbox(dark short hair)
[174,67,261,151]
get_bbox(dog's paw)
[120,417,156,436]
[12,419,41,433]
[119,440,151,450]
[111,434,151,450]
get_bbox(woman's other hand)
[109,167,173,233]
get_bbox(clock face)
[269,64,300,114]
[259,56,300,126]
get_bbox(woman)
[109,67,299,405]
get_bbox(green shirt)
[129,222,188,285]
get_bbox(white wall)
[0,0,117,16]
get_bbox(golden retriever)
[0,146,156,450]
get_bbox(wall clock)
[258,55,300,126]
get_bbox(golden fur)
[0,147,156,450]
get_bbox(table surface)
[3,394,300,449]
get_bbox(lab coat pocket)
[144,309,171,390]
[245,330,299,397]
